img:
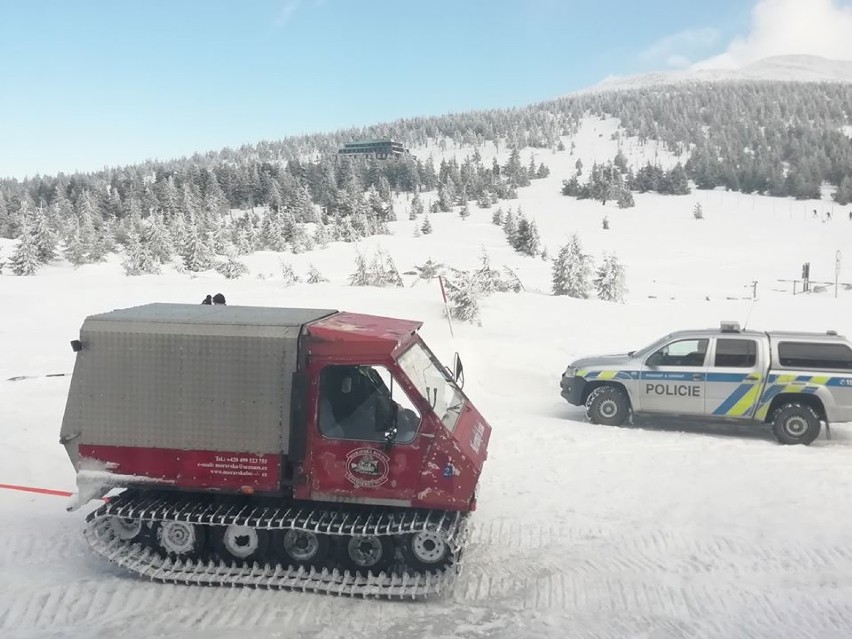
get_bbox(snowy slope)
[587,54,852,93]
[3,118,852,638]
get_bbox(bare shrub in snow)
[412,257,444,282]
[443,268,482,326]
[350,248,403,287]
[306,264,328,284]
[377,250,403,287]
[473,250,522,293]
[280,261,301,286]
[215,252,249,279]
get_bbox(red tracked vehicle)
[60,303,491,598]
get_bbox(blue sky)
[0,0,815,178]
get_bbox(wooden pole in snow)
[438,276,454,338]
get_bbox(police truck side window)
[778,342,852,370]
[648,339,708,367]
[714,339,757,368]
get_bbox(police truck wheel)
[585,385,629,426]
[771,404,821,445]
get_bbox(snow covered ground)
[3,120,852,638]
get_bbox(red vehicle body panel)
[79,445,281,492]
[307,311,423,347]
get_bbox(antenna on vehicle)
[740,280,759,331]
[742,297,757,331]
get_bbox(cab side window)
[714,339,757,368]
[646,339,708,367]
[318,365,422,443]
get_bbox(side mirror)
[453,352,465,389]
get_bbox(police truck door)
[639,338,708,414]
[705,337,763,418]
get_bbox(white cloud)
[693,0,852,69]
[640,28,721,69]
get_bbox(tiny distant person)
[848,210,852,221]
[201,295,212,305]
[813,209,818,219]
[212,293,226,305]
[826,211,832,221]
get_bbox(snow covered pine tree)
[552,233,592,298]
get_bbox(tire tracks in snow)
[3,521,852,638]
[453,520,852,636]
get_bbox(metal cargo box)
[60,303,335,491]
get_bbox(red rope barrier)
[0,483,73,497]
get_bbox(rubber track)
[83,493,468,599]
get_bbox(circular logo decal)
[345,447,390,488]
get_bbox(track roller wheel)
[274,529,329,566]
[341,534,394,572]
[156,520,205,558]
[106,516,143,541]
[402,529,450,572]
[215,524,270,563]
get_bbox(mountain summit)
[588,55,852,93]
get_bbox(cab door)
[705,337,763,418]
[639,337,708,413]
[300,361,429,507]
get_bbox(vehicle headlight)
[563,366,575,378]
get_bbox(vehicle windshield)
[397,341,465,432]
[630,334,672,359]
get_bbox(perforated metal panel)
[60,304,335,464]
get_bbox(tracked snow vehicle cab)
[60,304,491,598]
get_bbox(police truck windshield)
[397,342,465,432]
[631,335,672,360]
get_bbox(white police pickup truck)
[560,322,852,445]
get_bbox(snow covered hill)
[587,54,852,93]
[3,117,852,638]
